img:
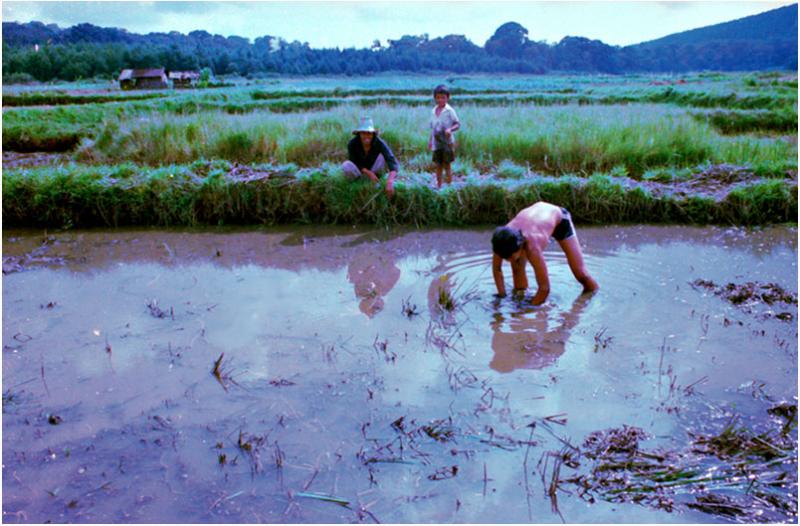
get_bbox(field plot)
[3,73,797,227]
[2,73,797,523]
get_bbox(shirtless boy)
[491,202,599,305]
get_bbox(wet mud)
[691,279,797,321]
[668,163,796,199]
[2,151,71,170]
[614,163,798,200]
[559,399,797,521]
[3,225,797,523]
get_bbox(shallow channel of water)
[3,225,797,523]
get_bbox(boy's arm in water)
[510,256,529,291]
[492,254,506,297]
[524,242,550,305]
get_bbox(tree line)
[2,12,796,83]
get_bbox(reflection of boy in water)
[492,202,599,305]
[490,294,591,373]
[347,251,401,318]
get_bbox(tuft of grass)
[495,160,527,179]
[693,108,797,135]
[642,166,694,183]
[437,285,456,311]
[722,179,797,225]
[211,352,239,392]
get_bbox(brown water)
[3,225,797,523]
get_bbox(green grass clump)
[722,180,798,225]
[2,91,166,107]
[2,105,113,151]
[642,167,694,183]
[693,108,798,135]
[647,87,794,110]
[715,136,797,172]
[495,160,527,179]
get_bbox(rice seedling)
[427,465,458,480]
[211,352,239,392]
[372,335,396,363]
[437,281,456,312]
[593,327,612,352]
[145,299,173,319]
[400,296,419,317]
[293,491,350,508]
[236,430,268,475]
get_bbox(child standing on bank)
[429,85,460,188]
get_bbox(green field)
[3,72,797,227]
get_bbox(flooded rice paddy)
[3,225,797,523]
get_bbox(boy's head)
[433,84,450,105]
[491,226,524,259]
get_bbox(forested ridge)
[2,4,796,82]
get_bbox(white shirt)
[430,103,460,149]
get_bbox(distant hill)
[2,4,796,81]
[623,4,797,71]
[632,4,797,49]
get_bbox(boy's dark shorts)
[552,207,576,241]
[432,147,455,165]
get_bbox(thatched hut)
[168,70,201,88]
[118,68,168,90]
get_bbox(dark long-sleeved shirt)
[347,135,399,172]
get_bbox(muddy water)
[3,225,797,523]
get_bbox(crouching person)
[491,202,599,305]
[342,116,399,198]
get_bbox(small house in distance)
[168,70,201,88]
[118,68,169,90]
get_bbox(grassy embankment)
[4,159,795,228]
[2,91,167,107]
[3,74,796,228]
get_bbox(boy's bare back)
[507,202,563,251]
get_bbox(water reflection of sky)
[3,225,796,523]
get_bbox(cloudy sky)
[2,1,793,48]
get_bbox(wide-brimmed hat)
[353,116,377,135]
